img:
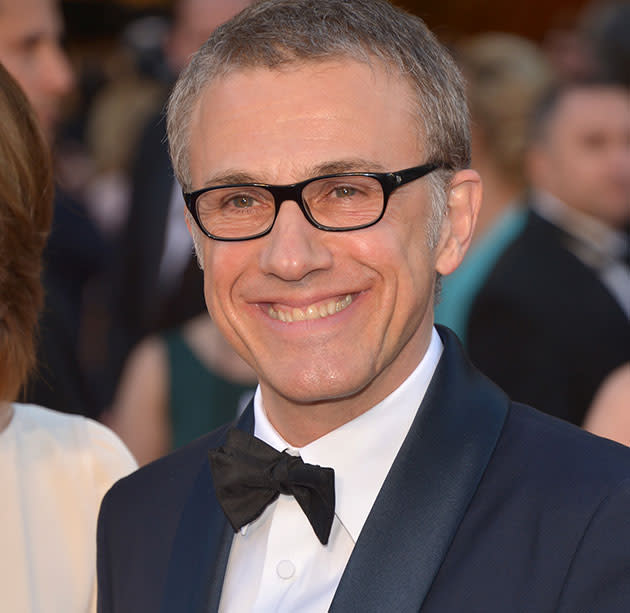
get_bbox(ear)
[434,169,482,276]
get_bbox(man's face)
[0,0,73,139]
[530,87,630,228]
[188,60,471,429]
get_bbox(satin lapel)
[330,327,509,613]
[160,406,255,613]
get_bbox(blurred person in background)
[0,0,72,141]
[104,0,254,412]
[435,33,552,343]
[542,0,630,85]
[106,312,257,466]
[0,62,136,613]
[468,79,630,426]
[60,17,172,402]
[81,16,171,239]
[0,0,108,417]
[579,0,630,86]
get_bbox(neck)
[259,322,433,447]
[0,402,14,433]
[473,161,522,241]
[260,390,373,447]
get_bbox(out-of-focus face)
[187,60,479,439]
[166,0,252,74]
[0,0,74,140]
[530,87,630,228]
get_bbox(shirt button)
[276,559,296,579]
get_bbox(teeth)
[268,294,353,323]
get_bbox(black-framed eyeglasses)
[183,161,447,242]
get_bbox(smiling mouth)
[267,294,353,322]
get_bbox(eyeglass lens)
[195,175,384,239]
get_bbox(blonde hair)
[456,33,552,188]
[0,62,53,401]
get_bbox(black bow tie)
[208,429,335,545]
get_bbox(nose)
[42,41,74,98]
[258,200,333,281]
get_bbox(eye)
[229,195,255,209]
[333,185,357,198]
[581,133,607,151]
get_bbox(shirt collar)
[533,190,628,262]
[253,326,443,541]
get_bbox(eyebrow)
[199,158,389,188]
[311,159,388,175]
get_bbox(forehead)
[176,0,251,31]
[0,0,61,38]
[549,88,630,138]
[188,59,421,183]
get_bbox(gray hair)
[168,0,470,249]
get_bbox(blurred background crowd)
[1,0,628,465]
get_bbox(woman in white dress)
[0,63,137,613]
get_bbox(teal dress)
[435,206,527,346]
[163,331,256,450]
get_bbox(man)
[469,80,630,426]
[105,0,254,409]
[0,0,73,141]
[97,2,630,611]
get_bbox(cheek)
[384,207,435,269]
[202,244,238,319]
[560,148,601,184]
[358,217,435,301]
[202,249,256,363]
[202,240,264,321]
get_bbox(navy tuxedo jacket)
[98,327,630,612]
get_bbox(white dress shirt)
[533,191,630,318]
[219,327,443,612]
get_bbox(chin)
[271,367,374,406]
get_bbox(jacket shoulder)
[104,423,231,511]
[498,402,630,498]
[97,424,233,612]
